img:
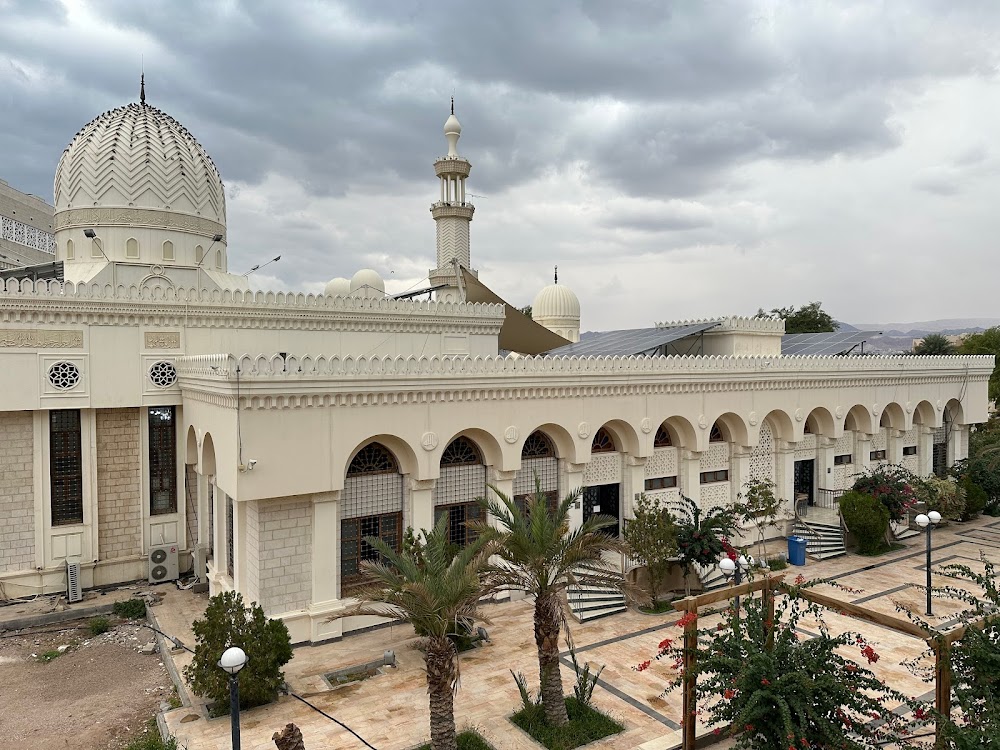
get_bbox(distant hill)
[837,318,1000,353]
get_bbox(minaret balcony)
[430,203,475,220]
[433,157,472,177]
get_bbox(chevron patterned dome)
[54,101,226,229]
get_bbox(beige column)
[564,461,586,531]
[623,455,647,520]
[679,449,702,506]
[816,436,835,491]
[774,440,795,516]
[887,428,904,465]
[489,468,516,522]
[953,425,970,464]
[729,446,750,505]
[917,426,934,476]
[854,432,872,474]
[409,478,436,536]
[310,492,339,605]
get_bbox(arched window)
[216,248,223,269]
[654,424,672,448]
[515,431,559,513]
[91,237,103,258]
[521,430,555,458]
[709,423,725,443]
[440,436,483,466]
[195,245,204,264]
[126,237,139,258]
[591,427,616,453]
[162,240,174,261]
[342,442,403,594]
[435,437,486,547]
[66,238,75,260]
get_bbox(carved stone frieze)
[0,328,82,348]
[54,207,225,239]
[144,331,181,349]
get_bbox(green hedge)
[840,492,890,555]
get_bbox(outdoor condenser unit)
[148,544,179,584]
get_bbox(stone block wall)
[256,497,312,616]
[96,408,142,560]
[0,411,35,573]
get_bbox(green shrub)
[88,616,111,636]
[183,591,292,714]
[37,649,62,663]
[765,557,788,571]
[113,598,147,620]
[417,730,495,750]
[960,478,988,520]
[510,697,623,750]
[851,464,919,521]
[840,491,890,554]
[923,476,967,521]
[122,719,178,750]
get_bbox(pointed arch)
[591,427,617,453]
[707,412,750,449]
[804,406,838,438]
[344,435,418,479]
[760,409,795,444]
[912,400,940,428]
[201,432,216,476]
[844,404,874,435]
[659,415,698,450]
[879,402,907,430]
[520,422,576,462]
[593,418,642,456]
[945,398,965,425]
[185,425,198,465]
[437,428,504,471]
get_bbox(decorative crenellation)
[173,351,995,380]
[654,316,785,334]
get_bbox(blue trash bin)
[787,535,807,566]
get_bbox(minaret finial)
[140,73,146,105]
[451,96,454,115]
[554,265,558,284]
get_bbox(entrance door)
[794,459,815,506]
[582,484,620,536]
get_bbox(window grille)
[226,495,234,579]
[591,427,616,453]
[521,430,555,458]
[440,436,483,465]
[834,454,853,466]
[50,409,83,526]
[435,437,486,546]
[435,502,485,548]
[709,423,724,443]
[903,445,917,456]
[342,442,404,593]
[870,450,887,461]
[582,484,620,537]
[149,406,177,515]
[653,424,672,447]
[48,361,81,390]
[149,361,177,388]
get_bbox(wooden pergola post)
[932,638,952,749]
[682,598,698,750]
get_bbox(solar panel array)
[780,331,876,356]
[545,321,720,357]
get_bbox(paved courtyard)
[160,517,1000,750]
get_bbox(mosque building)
[0,83,990,642]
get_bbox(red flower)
[724,689,735,700]
[861,644,880,664]
[744,724,754,732]
[634,660,651,672]
[794,574,806,585]
[915,707,926,720]
[677,611,698,628]
[658,638,673,650]
[713,728,721,736]
[761,678,771,686]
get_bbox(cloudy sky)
[2,1,999,330]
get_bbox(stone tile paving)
[162,517,1000,750]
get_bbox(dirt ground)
[0,618,175,750]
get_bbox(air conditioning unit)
[66,559,82,603]
[148,544,179,584]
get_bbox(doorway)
[582,484,620,537]
[794,459,815,506]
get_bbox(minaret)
[429,99,475,301]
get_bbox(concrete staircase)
[791,517,847,560]
[892,515,921,541]
[695,561,729,592]
[567,583,627,622]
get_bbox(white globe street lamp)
[914,511,941,616]
[218,647,249,749]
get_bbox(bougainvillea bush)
[851,464,920,522]
[635,577,931,750]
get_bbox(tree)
[336,514,495,750]
[757,301,837,334]
[184,591,293,714]
[734,479,784,562]
[913,333,957,355]
[478,484,627,727]
[960,326,1000,402]
[640,580,931,749]
[623,494,677,603]
[670,496,739,594]
[519,304,533,319]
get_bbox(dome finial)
[140,73,146,105]
[554,265,558,284]
[451,96,454,115]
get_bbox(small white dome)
[444,114,462,136]
[324,277,351,296]
[533,283,580,321]
[350,268,385,296]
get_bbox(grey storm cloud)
[2,1,1000,325]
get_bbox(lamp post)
[719,555,751,625]
[218,646,248,750]
[914,511,942,616]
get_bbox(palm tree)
[336,515,495,750]
[477,484,628,727]
[914,333,957,355]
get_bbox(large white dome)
[324,277,351,297]
[53,100,226,232]
[350,269,385,297]
[533,283,580,321]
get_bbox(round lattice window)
[149,361,178,388]
[48,361,81,390]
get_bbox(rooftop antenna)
[140,54,146,105]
